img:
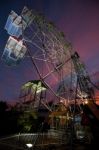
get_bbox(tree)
[17,111,38,132]
[0,101,8,113]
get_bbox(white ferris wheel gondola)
[4,6,34,38]
[5,11,22,38]
[2,36,27,66]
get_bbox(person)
[41,120,50,133]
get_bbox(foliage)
[0,101,49,136]
[0,101,8,112]
[17,111,38,132]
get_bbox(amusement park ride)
[1,6,99,149]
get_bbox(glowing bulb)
[85,100,88,104]
[26,143,33,148]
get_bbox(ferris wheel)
[1,6,95,113]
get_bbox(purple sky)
[0,0,99,103]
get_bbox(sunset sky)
[0,0,99,103]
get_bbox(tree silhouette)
[0,101,8,112]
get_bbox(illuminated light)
[76,130,85,139]
[21,80,47,94]
[60,99,63,103]
[84,99,88,104]
[26,143,33,148]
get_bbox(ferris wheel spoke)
[43,57,71,80]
